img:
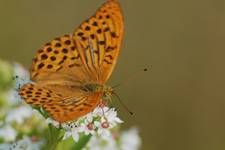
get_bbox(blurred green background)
[0,0,225,150]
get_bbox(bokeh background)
[0,0,225,150]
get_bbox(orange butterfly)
[18,0,124,123]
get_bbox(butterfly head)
[83,84,113,101]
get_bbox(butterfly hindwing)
[19,83,102,123]
[43,92,102,123]
[19,83,61,106]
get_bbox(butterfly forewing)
[73,0,124,83]
[31,35,94,83]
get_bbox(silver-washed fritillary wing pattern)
[19,0,124,123]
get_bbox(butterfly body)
[19,0,124,123]
[82,83,113,98]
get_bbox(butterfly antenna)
[112,67,149,88]
[112,92,134,115]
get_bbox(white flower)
[13,63,29,79]
[13,63,30,89]
[120,128,141,150]
[62,127,81,142]
[6,89,23,104]
[62,123,94,142]
[61,121,83,142]
[47,104,123,143]
[6,106,33,125]
[93,107,123,139]
[46,118,60,128]
[103,108,123,127]
[9,136,44,150]
[71,128,80,142]
[0,125,17,142]
[92,106,109,116]
[6,63,30,105]
[83,127,142,150]
[0,144,10,150]
[0,137,44,150]
[84,134,117,150]
[80,123,95,136]
[79,114,96,135]
[94,121,111,138]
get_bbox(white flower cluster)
[0,63,46,149]
[6,106,33,125]
[0,125,17,142]
[120,128,142,150]
[4,63,31,105]
[46,105,123,142]
[13,63,31,87]
[84,127,142,150]
[0,136,44,150]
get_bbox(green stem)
[43,124,92,150]
[70,134,92,150]
[44,124,62,150]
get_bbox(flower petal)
[71,130,80,142]
[62,132,72,140]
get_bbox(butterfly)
[18,0,124,123]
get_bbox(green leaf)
[56,137,74,150]
[56,134,92,150]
